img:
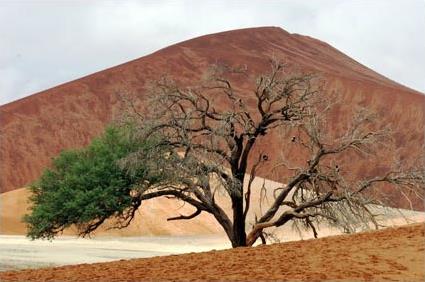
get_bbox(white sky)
[1,0,424,105]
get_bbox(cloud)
[0,0,424,105]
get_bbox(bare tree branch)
[167,208,202,221]
[118,58,423,248]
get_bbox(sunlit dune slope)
[1,175,423,238]
[1,27,424,210]
[0,177,278,236]
[0,187,223,237]
[1,223,423,281]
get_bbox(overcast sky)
[1,0,424,105]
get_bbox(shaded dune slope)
[1,27,424,210]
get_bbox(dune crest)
[1,27,424,212]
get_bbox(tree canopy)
[24,125,164,239]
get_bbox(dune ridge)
[1,27,424,210]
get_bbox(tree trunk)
[231,196,247,247]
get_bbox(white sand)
[0,234,230,271]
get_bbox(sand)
[2,176,424,280]
[0,234,229,272]
[1,223,423,281]
[2,175,424,238]
[0,187,226,237]
[2,27,424,212]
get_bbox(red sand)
[1,223,424,281]
[1,27,423,210]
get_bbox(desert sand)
[1,223,423,281]
[1,27,424,211]
[0,234,229,271]
[2,174,423,277]
[1,26,424,281]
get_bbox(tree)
[24,61,425,247]
[24,125,165,239]
[121,61,424,247]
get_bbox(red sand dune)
[1,223,423,281]
[0,27,424,210]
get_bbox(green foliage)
[24,124,156,239]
